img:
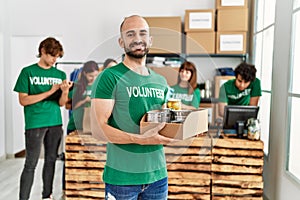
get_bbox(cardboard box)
[144,17,182,54]
[150,34,182,54]
[217,8,249,31]
[186,32,215,54]
[185,9,215,32]
[140,109,208,140]
[216,32,247,54]
[214,75,235,119]
[144,16,182,34]
[148,66,179,86]
[216,0,248,9]
[214,75,235,98]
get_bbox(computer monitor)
[223,105,259,136]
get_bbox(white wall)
[7,0,215,61]
[4,0,227,157]
[0,0,5,160]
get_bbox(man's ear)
[118,37,124,48]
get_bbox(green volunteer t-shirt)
[218,78,262,105]
[13,63,66,130]
[171,84,201,108]
[91,63,169,185]
[67,84,92,131]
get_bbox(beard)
[125,49,149,58]
[124,41,149,59]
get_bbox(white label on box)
[220,34,244,51]
[189,12,212,29]
[221,0,245,6]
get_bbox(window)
[287,1,300,182]
[252,0,276,154]
[294,0,300,9]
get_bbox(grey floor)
[0,158,64,200]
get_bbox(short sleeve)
[191,88,201,108]
[13,68,29,94]
[91,70,117,99]
[218,84,228,103]
[250,78,262,97]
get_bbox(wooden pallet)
[211,137,264,200]
[165,136,212,200]
[65,133,264,200]
[65,133,106,200]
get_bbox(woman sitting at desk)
[218,62,262,117]
[171,61,200,110]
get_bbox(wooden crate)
[65,133,106,200]
[211,137,264,199]
[165,136,212,200]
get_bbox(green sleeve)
[68,88,74,99]
[218,84,228,103]
[250,78,262,97]
[91,70,116,99]
[191,88,201,108]
[13,68,29,93]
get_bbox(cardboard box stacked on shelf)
[184,9,216,54]
[215,0,249,54]
[144,16,182,54]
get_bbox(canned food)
[171,110,192,122]
[147,109,172,123]
[167,98,182,110]
[147,111,160,122]
[160,109,171,123]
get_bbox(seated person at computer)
[218,62,262,117]
[171,61,200,110]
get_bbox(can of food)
[172,110,192,122]
[160,108,171,123]
[167,98,181,110]
[146,111,161,122]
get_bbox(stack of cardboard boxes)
[215,0,249,54]
[145,1,249,56]
[144,16,182,54]
[184,9,216,54]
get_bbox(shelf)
[55,61,104,68]
[147,53,182,58]
[146,53,185,67]
[147,53,248,62]
[146,53,185,61]
[184,53,248,61]
[201,98,219,104]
